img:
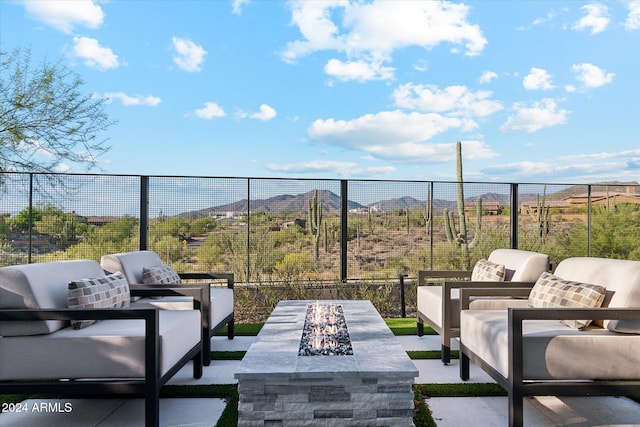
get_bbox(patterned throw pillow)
[68,272,130,329]
[471,259,506,282]
[142,265,181,285]
[528,271,606,329]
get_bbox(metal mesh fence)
[1,173,638,281]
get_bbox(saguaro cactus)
[531,185,551,243]
[308,189,323,260]
[442,142,482,269]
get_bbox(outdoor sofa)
[0,259,204,427]
[100,250,234,365]
[416,248,550,364]
[459,256,640,427]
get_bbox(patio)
[2,333,639,427]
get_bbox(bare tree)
[0,47,115,174]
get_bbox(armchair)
[416,248,549,364]
[101,250,234,366]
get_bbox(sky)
[1,0,639,185]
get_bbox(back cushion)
[0,260,106,335]
[554,257,640,332]
[488,249,549,282]
[101,251,163,284]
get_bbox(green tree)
[0,47,114,173]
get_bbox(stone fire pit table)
[234,300,418,426]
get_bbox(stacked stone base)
[238,374,415,427]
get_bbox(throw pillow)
[471,259,506,282]
[528,271,606,329]
[68,272,130,329]
[142,265,181,285]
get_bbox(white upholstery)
[101,250,163,284]
[461,257,640,381]
[101,250,233,321]
[0,260,108,336]
[461,309,640,380]
[418,249,549,331]
[0,310,200,380]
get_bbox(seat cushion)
[461,310,640,380]
[0,310,200,380]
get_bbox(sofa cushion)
[553,257,640,333]
[0,260,107,336]
[0,310,201,380]
[461,309,640,380]
[471,259,506,282]
[100,250,163,284]
[142,265,181,285]
[528,272,606,329]
[487,249,549,282]
[68,272,130,329]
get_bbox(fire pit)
[298,302,353,356]
[235,300,418,427]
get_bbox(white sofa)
[459,257,640,427]
[0,260,203,427]
[100,250,234,366]
[417,248,550,364]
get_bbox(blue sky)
[2,0,639,184]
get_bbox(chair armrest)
[129,284,207,310]
[179,272,234,289]
[418,270,471,286]
[507,307,640,385]
[459,286,534,310]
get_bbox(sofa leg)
[145,389,160,427]
[193,351,203,379]
[441,344,450,365]
[203,329,212,366]
[227,319,235,339]
[509,391,524,427]
[417,318,424,337]
[460,352,470,381]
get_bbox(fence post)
[340,180,348,282]
[27,174,34,263]
[139,176,149,251]
[510,183,518,249]
[399,274,408,318]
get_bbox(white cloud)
[23,0,104,33]
[104,92,161,106]
[571,63,614,88]
[307,110,496,163]
[573,3,609,35]
[500,99,569,133]
[250,104,277,121]
[625,0,640,30]
[264,160,396,177]
[523,67,555,90]
[172,37,207,72]
[232,0,250,15]
[194,102,225,119]
[72,36,120,71]
[479,71,498,84]
[482,150,640,182]
[324,58,395,82]
[282,1,486,81]
[392,83,503,119]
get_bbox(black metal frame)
[0,301,203,427]
[416,270,535,364]
[458,287,640,427]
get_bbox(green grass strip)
[407,350,459,360]
[216,323,262,336]
[161,384,235,398]
[214,387,239,427]
[211,351,246,360]
[414,383,507,397]
[412,385,437,427]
